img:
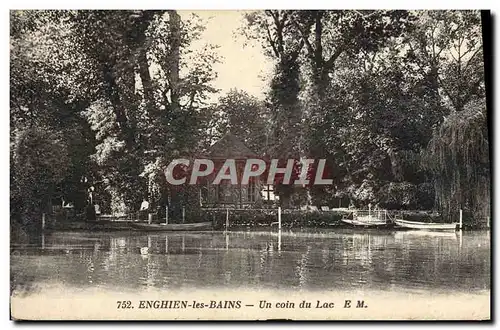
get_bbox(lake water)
[11,229,490,296]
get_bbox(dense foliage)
[243,10,488,223]
[423,99,489,224]
[10,10,489,227]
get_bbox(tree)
[11,127,70,226]
[244,10,306,206]
[406,10,484,113]
[10,10,98,220]
[330,42,441,208]
[11,10,220,217]
[72,11,220,213]
[293,11,413,205]
[423,99,489,225]
[292,11,411,99]
[207,89,269,153]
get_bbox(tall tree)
[208,89,270,153]
[11,10,220,216]
[294,11,412,205]
[244,10,305,206]
[10,10,97,219]
[406,10,484,113]
[11,127,70,227]
[422,99,489,224]
[293,10,411,100]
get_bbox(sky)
[179,11,274,101]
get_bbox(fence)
[352,209,389,223]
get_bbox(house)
[199,133,277,208]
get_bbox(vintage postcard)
[10,9,491,321]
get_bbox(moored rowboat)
[394,219,457,231]
[130,222,213,231]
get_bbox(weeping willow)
[422,99,490,225]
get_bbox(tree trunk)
[138,49,154,111]
[168,10,181,113]
[101,62,135,148]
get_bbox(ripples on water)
[10,229,490,296]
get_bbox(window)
[262,184,279,201]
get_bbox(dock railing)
[351,209,389,223]
[97,211,159,222]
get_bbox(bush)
[184,208,345,229]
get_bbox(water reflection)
[11,229,490,296]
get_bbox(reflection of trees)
[10,231,490,294]
[296,246,311,288]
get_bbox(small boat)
[341,218,391,228]
[130,222,213,232]
[394,219,457,231]
[341,210,392,228]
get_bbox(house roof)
[207,133,258,159]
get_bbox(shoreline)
[43,221,488,232]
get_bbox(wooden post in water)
[165,206,169,225]
[225,208,229,231]
[459,228,463,250]
[487,216,490,229]
[278,229,281,252]
[148,213,153,224]
[278,206,282,230]
[42,213,46,230]
[182,206,185,224]
[459,209,463,230]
